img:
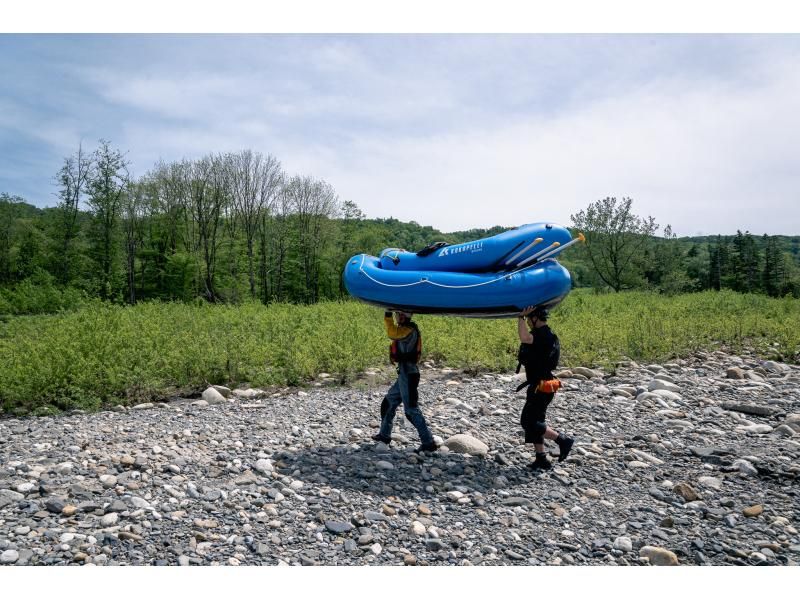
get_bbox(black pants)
[520,388,555,444]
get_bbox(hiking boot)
[528,456,552,471]
[371,433,392,444]
[556,434,574,462]
[414,441,439,454]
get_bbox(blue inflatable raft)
[343,223,582,318]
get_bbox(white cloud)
[4,35,800,238]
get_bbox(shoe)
[557,435,574,462]
[371,433,392,444]
[414,441,439,454]
[528,457,552,471]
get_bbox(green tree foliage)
[86,140,129,298]
[2,145,800,315]
[570,197,659,292]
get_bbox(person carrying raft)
[516,305,574,470]
[372,310,439,453]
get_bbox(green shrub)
[1,290,798,414]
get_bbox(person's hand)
[519,305,535,317]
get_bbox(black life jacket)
[390,321,422,364]
[515,329,560,392]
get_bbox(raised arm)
[518,305,534,344]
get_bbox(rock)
[774,425,796,437]
[62,504,77,517]
[726,367,745,379]
[201,387,227,404]
[425,538,445,551]
[443,434,489,456]
[254,459,273,474]
[325,520,354,534]
[573,367,603,378]
[736,424,773,434]
[232,388,261,399]
[648,379,681,393]
[722,402,779,417]
[743,505,764,518]
[639,546,679,566]
[1,550,20,564]
[733,459,759,476]
[45,497,66,513]
[583,488,601,499]
[101,513,119,526]
[410,521,426,536]
[212,385,232,397]
[99,474,117,488]
[673,483,701,502]
[404,554,417,566]
[131,402,154,410]
[652,389,683,402]
[613,537,632,552]
[234,471,259,485]
[698,476,723,490]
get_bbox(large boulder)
[202,387,227,404]
[443,434,489,456]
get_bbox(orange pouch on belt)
[536,378,562,393]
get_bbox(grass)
[1,290,798,415]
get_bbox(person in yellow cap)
[372,310,438,453]
[516,305,574,470]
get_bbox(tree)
[0,194,26,284]
[121,181,148,304]
[228,150,283,300]
[731,230,760,293]
[570,197,659,292]
[55,143,91,284]
[284,175,340,303]
[182,155,229,303]
[86,140,129,298]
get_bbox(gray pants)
[378,370,433,444]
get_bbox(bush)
[0,272,88,315]
[1,291,798,414]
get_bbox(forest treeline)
[1,140,799,315]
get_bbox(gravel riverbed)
[1,350,798,566]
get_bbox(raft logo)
[439,241,484,257]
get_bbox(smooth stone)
[613,537,632,552]
[733,459,759,476]
[639,546,679,566]
[743,505,764,518]
[673,483,701,502]
[698,476,723,490]
[648,379,681,393]
[443,434,489,456]
[201,387,227,404]
[325,520,354,534]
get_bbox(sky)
[1,33,800,236]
